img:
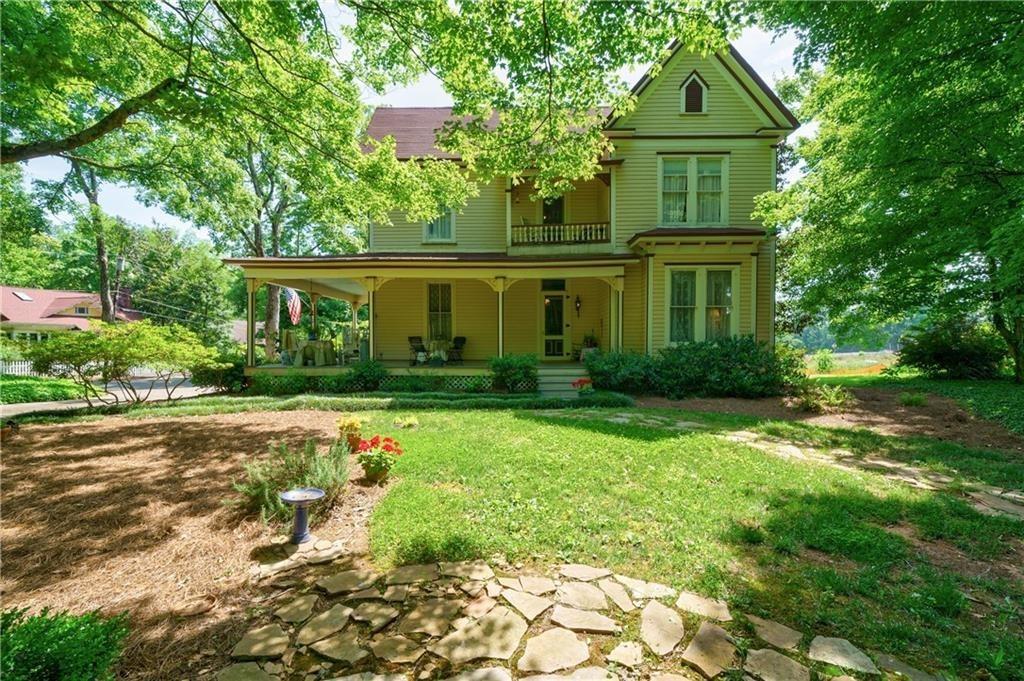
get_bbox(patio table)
[428,339,450,361]
[293,340,337,367]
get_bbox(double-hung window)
[425,209,454,243]
[667,268,738,344]
[427,283,453,341]
[661,158,688,225]
[659,156,728,226]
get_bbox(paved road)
[1,376,213,418]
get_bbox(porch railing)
[511,222,611,246]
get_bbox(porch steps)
[537,363,589,398]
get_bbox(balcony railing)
[511,222,611,246]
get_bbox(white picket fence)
[0,360,35,376]
[1,360,157,378]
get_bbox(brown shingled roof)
[365,107,462,159]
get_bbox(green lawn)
[822,374,1024,436]
[0,373,83,404]
[367,408,1024,677]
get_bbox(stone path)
[535,408,1024,521]
[216,558,941,680]
[723,430,1024,520]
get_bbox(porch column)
[310,293,320,337]
[350,301,361,346]
[368,288,375,361]
[617,288,624,350]
[498,287,505,357]
[245,278,258,367]
[645,254,654,353]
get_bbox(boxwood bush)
[1,608,129,681]
[585,337,804,398]
[488,354,539,393]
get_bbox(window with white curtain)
[669,270,697,342]
[425,209,454,242]
[696,158,723,223]
[427,283,453,340]
[659,156,728,226]
[667,267,738,344]
[705,270,733,339]
[661,158,689,225]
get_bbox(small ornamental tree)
[24,321,219,406]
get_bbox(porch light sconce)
[574,295,582,318]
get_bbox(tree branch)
[1,77,183,164]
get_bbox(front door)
[543,293,568,358]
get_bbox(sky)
[21,26,803,239]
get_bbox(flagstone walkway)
[534,409,1024,521]
[216,555,940,681]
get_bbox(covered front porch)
[226,253,639,374]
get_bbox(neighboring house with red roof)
[0,286,140,341]
[226,42,798,388]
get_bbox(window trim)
[422,208,456,244]
[74,306,90,315]
[657,155,729,227]
[679,71,709,114]
[424,281,455,342]
[664,266,740,345]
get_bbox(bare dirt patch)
[638,388,1024,453]
[887,523,1024,586]
[0,410,387,680]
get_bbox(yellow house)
[226,42,797,389]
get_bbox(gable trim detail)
[607,40,799,131]
[678,70,709,90]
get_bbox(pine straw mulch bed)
[0,410,387,680]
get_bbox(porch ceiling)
[226,253,639,300]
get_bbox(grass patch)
[823,374,1024,436]
[367,408,1024,676]
[0,373,82,404]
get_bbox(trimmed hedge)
[585,337,804,398]
[17,390,634,423]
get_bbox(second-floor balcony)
[510,221,611,246]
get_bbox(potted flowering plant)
[571,377,594,394]
[337,414,364,453]
[356,435,404,482]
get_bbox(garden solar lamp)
[279,487,325,545]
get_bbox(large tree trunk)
[71,161,116,323]
[993,312,1024,383]
[95,227,116,323]
[264,285,280,362]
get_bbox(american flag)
[284,287,302,325]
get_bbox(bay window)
[667,267,739,344]
[658,156,729,226]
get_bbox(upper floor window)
[75,306,90,315]
[659,155,729,226]
[542,196,564,224]
[425,209,455,243]
[680,72,708,114]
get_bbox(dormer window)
[680,71,708,114]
